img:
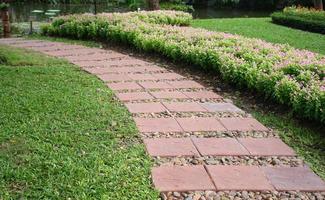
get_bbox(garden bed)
[42,11,325,124]
[271,6,325,34]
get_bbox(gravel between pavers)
[113,88,210,93]
[161,191,325,200]
[101,77,187,83]
[133,111,247,118]
[119,98,224,103]
[153,155,304,167]
[141,130,278,139]
[94,70,171,75]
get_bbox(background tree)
[313,0,323,10]
[147,0,160,10]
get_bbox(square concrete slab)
[73,60,105,67]
[201,103,244,113]
[67,54,125,62]
[262,167,325,191]
[182,91,222,99]
[150,91,188,99]
[128,74,158,81]
[163,102,208,112]
[83,67,116,75]
[238,138,296,156]
[139,81,174,89]
[107,82,143,91]
[192,138,249,156]
[153,73,185,80]
[104,59,148,67]
[167,80,204,89]
[176,117,226,132]
[113,67,145,73]
[134,118,183,132]
[152,166,215,192]
[115,92,154,101]
[141,65,167,72]
[219,118,268,131]
[144,138,199,157]
[98,74,131,82]
[125,102,167,113]
[206,166,274,191]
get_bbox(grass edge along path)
[0,44,159,199]
[191,17,325,55]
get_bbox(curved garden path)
[1,38,324,199]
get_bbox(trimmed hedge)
[271,7,325,34]
[42,11,325,123]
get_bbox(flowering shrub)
[271,6,325,34]
[42,11,325,123]
[283,6,325,21]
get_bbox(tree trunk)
[147,0,160,10]
[313,0,323,10]
[1,9,10,38]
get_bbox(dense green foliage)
[191,18,325,55]
[207,0,313,9]
[11,0,314,9]
[160,2,194,12]
[0,45,159,199]
[0,3,9,10]
[41,11,325,124]
[271,6,325,34]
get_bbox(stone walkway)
[1,38,324,199]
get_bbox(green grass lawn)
[0,45,159,199]
[191,17,325,55]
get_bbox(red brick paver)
[128,73,158,81]
[167,80,204,89]
[201,102,244,113]
[162,102,207,112]
[263,167,325,191]
[107,82,142,91]
[125,102,167,113]
[65,53,127,61]
[113,66,160,73]
[153,73,184,80]
[206,165,274,191]
[98,74,131,82]
[238,138,296,156]
[182,91,222,99]
[176,117,226,132]
[219,117,268,131]
[83,67,116,74]
[115,92,154,101]
[192,138,249,156]
[144,138,199,157]
[134,118,183,133]
[152,166,215,192]
[138,81,173,89]
[150,91,188,99]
